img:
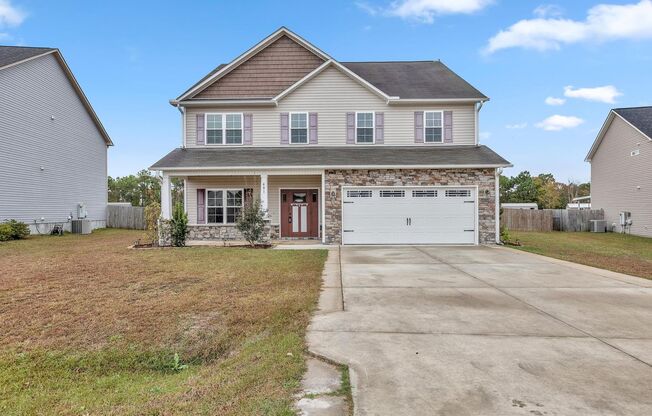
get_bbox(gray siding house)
[0,46,112,233]
[586,107,652,237]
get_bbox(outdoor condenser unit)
[71,219,92,234]
[590,220,607,233]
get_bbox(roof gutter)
[387,98,489,105]
[170,99,277,107]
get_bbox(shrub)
[169,203,188,247]
[143,201,161,244]
[236,199,267,247]
[0,223,12,241]
[0,220,29,241]
[500,225,511,244]
[8,220,30,240]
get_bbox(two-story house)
[151,27,511,245]
[586,107,652,237]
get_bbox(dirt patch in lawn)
[510,231,652,280]
[0,229,327,415]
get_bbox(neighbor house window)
[424,111,443,143]
[290,113,308,144]
[356,112,374,143]
[205,113,243,145]
[207,189,243,224]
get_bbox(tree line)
[500,171,590,209]
[108,170,183,207]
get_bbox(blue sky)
[2,0,652,182]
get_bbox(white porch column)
[161,172,171,219]
[260,173,269,217]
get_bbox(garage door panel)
[342,187,476,245]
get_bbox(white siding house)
[0,47,112,233]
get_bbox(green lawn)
[0,229,328,415]
[509,231,652,279]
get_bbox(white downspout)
[176,104,186,148]
[495,168,501,244]
[475,100,485,145]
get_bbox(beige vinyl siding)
[591,116,652,237]
[184,67,476,148]
[185,175,321,225]
[186,176,261,225]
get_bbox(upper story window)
[290,113,308,144]
[424,111,443,143]
[356,112,374,144]
[206,113,243,145]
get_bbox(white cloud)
[535,115,584,131]
[485,0,652,54]
[506,122,528,129]
[0,0,25,28]
[534,4,564,18]
[479,131,492,140]
[359,0,493,23]
[563,85,622,103]
[545,96,566,106]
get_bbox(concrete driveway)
[308,245,652,416]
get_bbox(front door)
[281,189,319,238]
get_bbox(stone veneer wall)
[324,168,497,245]
[188,223,280,241]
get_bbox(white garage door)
[342,187,477,245]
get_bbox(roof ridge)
[613,105,652,110]
[341,60,439,63]
[0,45,56,50]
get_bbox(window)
[207,190,224,223]
[424,111,443,143]
[205,114,242,145]
[445,189,471,198]
[207,189,243,224]
[290,113,308,144]
[380,190,405,198]
[206,114,223,144]
[356,112,374,143]
[412,190,437,197]
[347,190,373,198]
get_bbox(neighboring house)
[0,46,112,233]
[151,27,511,245]
[586,107,652,237]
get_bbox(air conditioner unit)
[590,220,607,233]
[71,219,92,234]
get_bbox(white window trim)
[289,112,309,145]
[424,110,444,144]
[205,113,244,146]
[355,111,375,145]
[206,188,244,224]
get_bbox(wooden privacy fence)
[501,209,553,232]
[106,203,145,230]
[501,208,605,232]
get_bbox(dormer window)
[356,112,374,144]
[424,111,443,143]
[290,112,308,144]
[206,113,243,145]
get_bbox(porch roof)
[150,145,511,171]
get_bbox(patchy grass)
[0,229,327,415]
[509,231,652,279]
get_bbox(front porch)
[160,170,325,243]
